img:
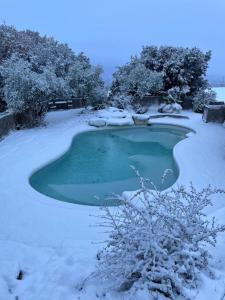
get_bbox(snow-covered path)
[0,108,225,300]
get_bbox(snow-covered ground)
[0,107,225,300]
[212,86,225,101]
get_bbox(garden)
[0,24,225,300]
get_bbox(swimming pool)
[29,124,191,206]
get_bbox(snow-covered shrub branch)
[93,171,225,299]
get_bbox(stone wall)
[0,113,15,139]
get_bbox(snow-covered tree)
[111,59,163,107]
[140,46,211,97]
[92,170,225,299]
[67,54,105,106]
[0,55,67,126]
[193,88,216,112]
[110,46,211,107]
[0,24,105,126]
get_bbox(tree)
[0,24,106,127]
[111,58,164,107]
[67,54,105,106]
[110,46,211,107]
[140,46,211,97]
[0,55,68,127]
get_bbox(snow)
[212,87,225,101]
[88,118,106,127]
[0,107,225,299]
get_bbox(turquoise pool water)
[30,124,190,206]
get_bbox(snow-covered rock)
[158,103,173,113]
[88,119,106,127]
[173,102,182,113]
[106,118,133,126]
[158,102,182,114]
[97,107,127,119]
[132,114,150,125]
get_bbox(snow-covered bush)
[193,88,216,113]
[93,171,225,299]
[158,93,183,114]
[111,59,164,106]
[0,55,52,127]
[67,53,106,107]
[110,46,211,108]
[110,94,133,109]
[140,46,211,97]
[0,24,106,126]
[167,86,190,102]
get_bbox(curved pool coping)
[28,123,195,207]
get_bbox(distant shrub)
[110,94,133,109]
[193,88,216,112]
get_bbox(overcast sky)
[1,0,225,83]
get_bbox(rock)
[173,103,182,113]
[158,103,182,114]
[158,103,166,113]
[88,119,106,127]
[110,112,126,119]
[163,104,174,113]
[132,115,150,125]
[107,119,133,126]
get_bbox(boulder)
[158,103,182,114]
[132,114,150,125]
[110,112,126,119]
[173,103,182,113]
[107,119,133,126]
[88,119,106,127]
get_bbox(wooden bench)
[48,98,85,111]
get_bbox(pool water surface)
[30,125,190,206]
